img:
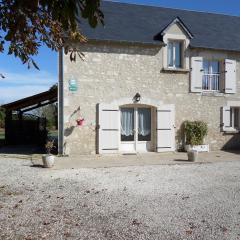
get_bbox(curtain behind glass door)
[121,108,134,141]
[138,108,151,141]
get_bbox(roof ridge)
[103,0,240,18]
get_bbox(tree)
[0,0,103,72]
[32,84,58,129]
[33,103,57,129]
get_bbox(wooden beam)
[21,99,57,113]
[2,89,57,111]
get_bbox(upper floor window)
[202,60,220,91]
[167,41,182,68]
[191,57,236,94]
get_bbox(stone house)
[58,1,240,155]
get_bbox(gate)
[5,114,47,145]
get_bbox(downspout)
[58,48,64,155]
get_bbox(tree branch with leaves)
[0,0,103,72]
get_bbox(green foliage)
[184,121,208,145]
[45,140,55,155]
[0,107,5,128]
[0,0,103,70]
[33,103,57,130]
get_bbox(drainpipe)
[58,48,64,155]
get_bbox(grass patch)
[48,130,58,138]
[0,129,4,140]
[0,129,5,146]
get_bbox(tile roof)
[79,1,240,51]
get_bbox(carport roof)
[2,88,57,112]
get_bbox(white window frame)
[167,40,183,69]
[202,59,221,92]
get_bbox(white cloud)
[0,69,57,104]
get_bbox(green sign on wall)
[69,79,78,92]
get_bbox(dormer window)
[160,17,193,71]
[167,41,182,68]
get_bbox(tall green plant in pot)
[184,121,208,151]
[184,121,208,160]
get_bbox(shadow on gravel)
[30,164,44,168]
[222,150,240,155]
[0,145,44,155]
[174,159,191,162]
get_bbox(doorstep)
[52,151,240,170]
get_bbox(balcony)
[202,73,220,91]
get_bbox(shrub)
[184,121,208,145]
[45,140,55,155]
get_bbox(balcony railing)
[202,73,220,91]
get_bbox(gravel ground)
[0,158,240,240]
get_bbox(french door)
[120,106,152,152]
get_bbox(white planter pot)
[42,155,55,168]
[185,144,209,152]
[187,150,198,162]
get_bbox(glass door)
[120,107,135,152]
[137,108,151,141]
[136,107,151,152]
[121,108,134,142]
[120,106,152,153]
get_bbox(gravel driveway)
[0,158,240,240]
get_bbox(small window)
[202,60,220,91]
[230,107,240,130]
[167,41,182,68]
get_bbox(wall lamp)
[133,93,141,103]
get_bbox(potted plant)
[42,140,55,168]
[184,121,208,153]
[187,149,198,162]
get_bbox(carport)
[2,88,57,146]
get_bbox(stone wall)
[63,42,240,155]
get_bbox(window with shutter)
[202,60,220,91]
[231,107,240,129]
[191,57,236,94]
[221,106,231,132]
[221,106,240,132]
[98,104,120,154]
[224,59,236,94]
[191,57,203,92]
[156,105,175,152]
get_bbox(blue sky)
[0,0,240,103]
[0,47,57,103]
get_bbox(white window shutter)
[191,56,203,92]
[225,59,236,94]
[221,106,231,132]
[98,103,120,154]
[156,105,175,152]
